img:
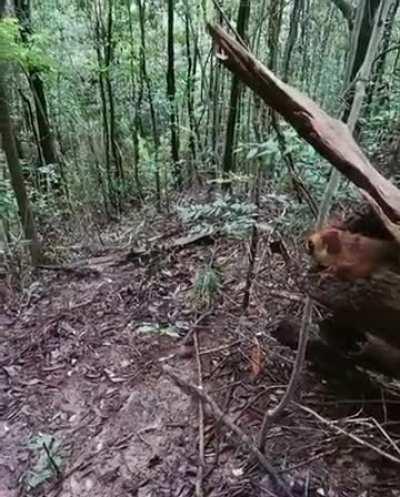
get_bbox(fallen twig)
[181,310,213,345]
[162,365,294,497]
[199,340,240,356]
[194,330,205,497]
[296,402,400,464]
[258,297,313,450]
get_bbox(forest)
[2,0,400,496]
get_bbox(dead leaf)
[249,337,264,378]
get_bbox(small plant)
[24,433,63,489]
[177,195,257,239]
[192,265,221,310]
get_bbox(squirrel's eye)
[307,240,314,254]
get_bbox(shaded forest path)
[0,214,238,497]
[1,212,398,497]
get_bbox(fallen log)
[207,24,400,382]
[207,23,400,242]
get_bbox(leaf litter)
[0,208,399,497]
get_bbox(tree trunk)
[93,4,113,207]
[126,0,143,202]
[0,6,41,264]
[136,0,161,210]
[221,0,251,186]
[208,22,400,386]
[167,0,182,189]
[281,0,304,82]
[184,6,198,184]
[104,0,123,185]
[342,0,381,121]
[14,0,57,165]
[365,0,400,111]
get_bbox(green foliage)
[25,433,63,489]
[0,17,52,71]
[192,265,221,309]
[25,30,54,72]
[136,322,180,337]
[3,0,399,253]
[0,18,24,63]
[0,178,16,220]
[177,195,257,238]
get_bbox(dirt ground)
[1,211,400,497]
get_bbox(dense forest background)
[3,2,400,496]
[1,0,400,267]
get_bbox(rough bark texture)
[221,0,250,180]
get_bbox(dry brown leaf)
[249,337,264,378]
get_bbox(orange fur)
[306,228,398,281]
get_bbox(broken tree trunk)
[207,24,400,243]
[207,24,400,382]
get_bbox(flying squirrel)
[306,227,399,281]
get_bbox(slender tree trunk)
[93,5,113,207]
[14,0,57,165]
[282,0,304,82]
[104,0,123,185]
[0,5,41,264]
[185,6,198,184]
[221,0,251,186]
[19,89,44,183]
[136,0,161,209]
[342,0,381,120]
[126,0,143,202]
[252,0,283,141]
[312,5,335,98]
[167,0,182,189]
[366,0,400,110]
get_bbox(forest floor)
[1,198,400,497]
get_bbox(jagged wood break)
[207,23,400,243]
[207,23,400,381]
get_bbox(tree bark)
[221,0,251,185]
[0,6,42,264]
[342,0,381,121]
[207,23,400,239]
[14,0,58,165]
[282,0,304,82]
[136,0,161,209]
[167,0,182,189]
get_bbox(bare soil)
[1,211,399,497]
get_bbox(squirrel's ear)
[322,229,341,255]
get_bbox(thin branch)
[181,310,213,345]
[296,403,400,465]
[258,297,313,449]
[194,330,205,497]
[42,442,61,478]
[372,43,400,65]
[162,365,295,497]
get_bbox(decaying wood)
[207,23,400,243]
[36,230,217,273]
[273,316,400,380]
[125,229,216,262]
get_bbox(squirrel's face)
[306,229,341,266]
